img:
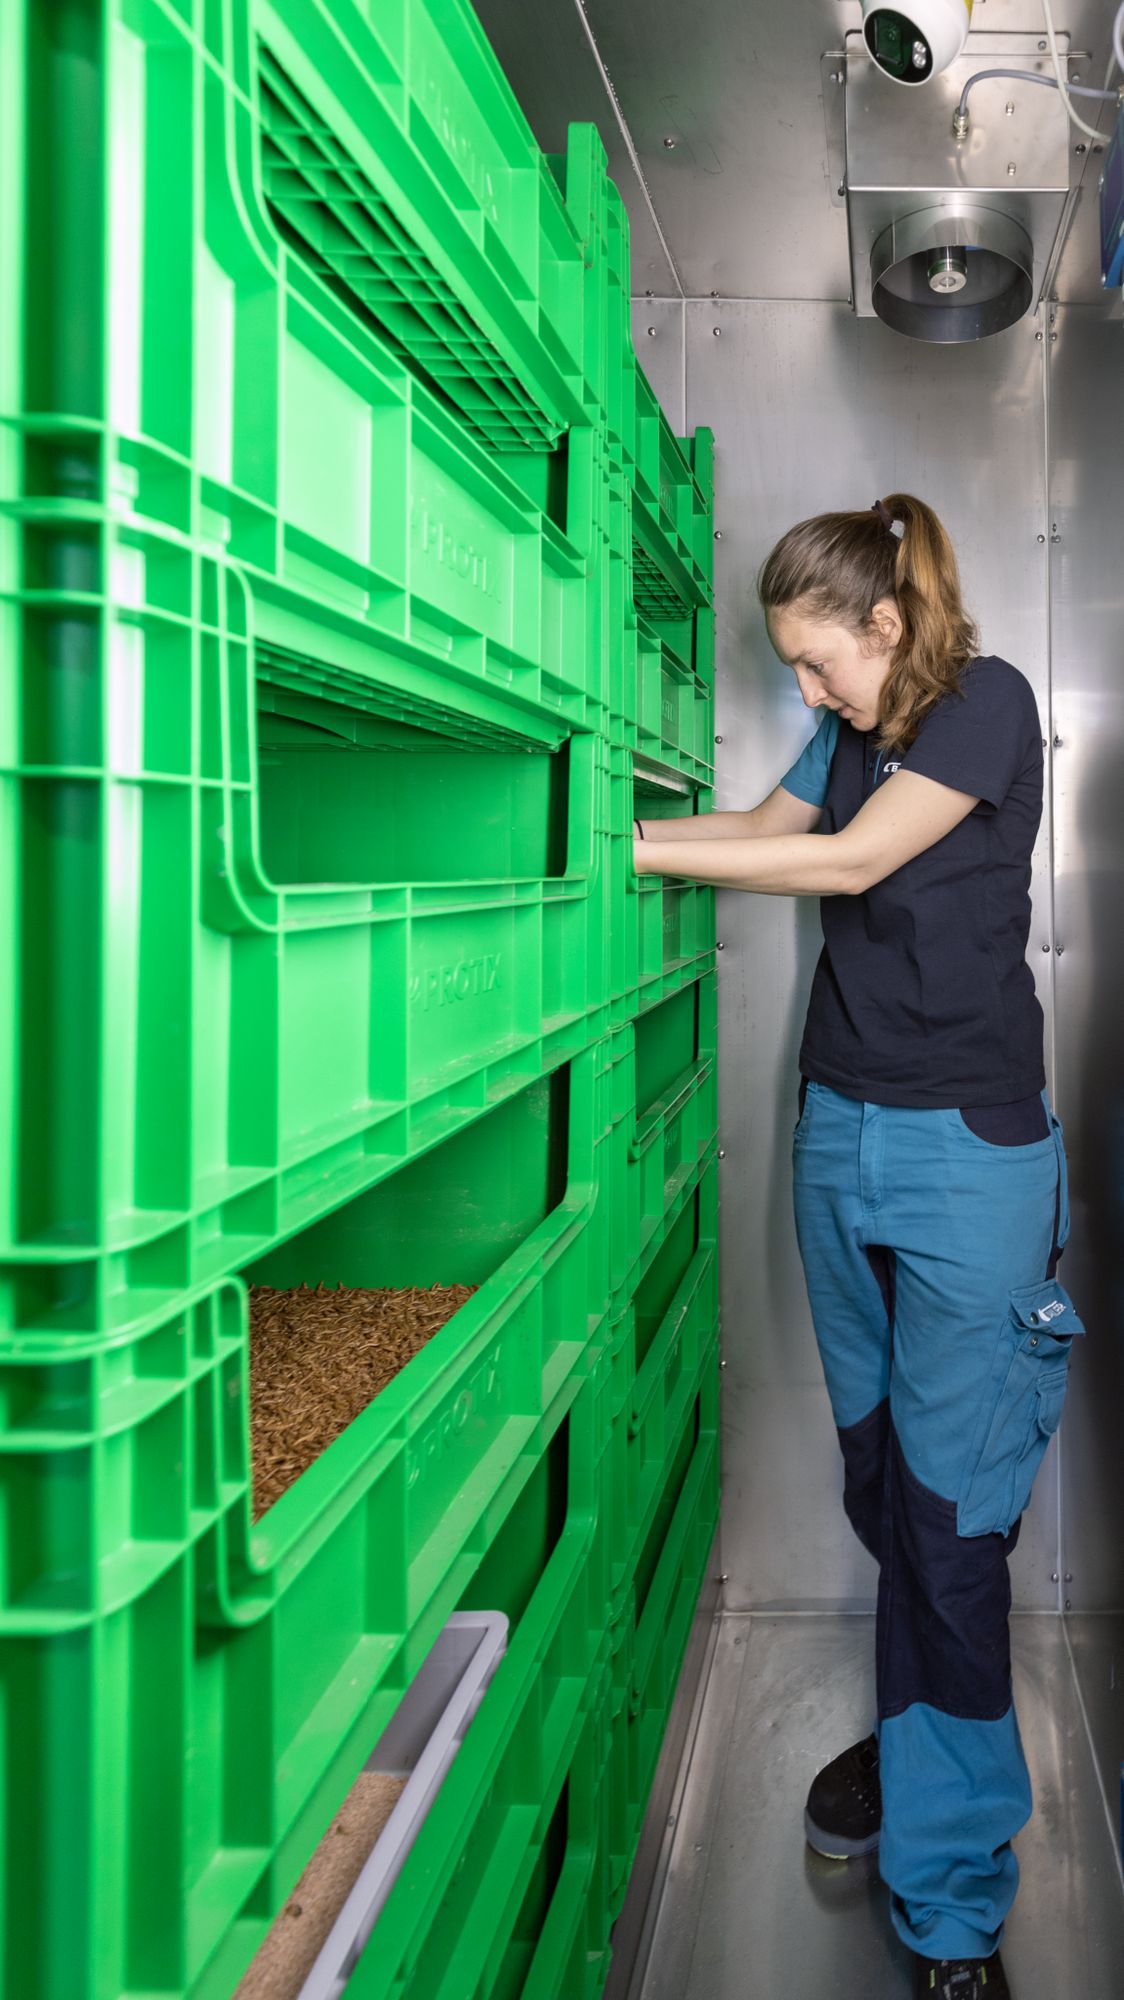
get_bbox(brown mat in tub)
[232,1769,409,2000]
[249,1283,477,1519]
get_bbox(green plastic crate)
[605,1373,720,1917]
[603,182,638,474]
[2,1041,612,1614]
[607,744,717,1022]
[254,0,595,449]
[3,0,608,720]
[0,1207,609,2000]
[629,386,714,622]
[606,1162,719,1617]
[3,549,626,1341]
[545,133,612,431]
[626,610,715,785]
[488,1647,614,2000]
[603,977,719,1311]
[214,1366,608,2000]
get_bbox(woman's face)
[767,599,902,734]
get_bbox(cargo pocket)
[957,1279,1085,1539]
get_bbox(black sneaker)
[803,1732,881,1858]
[912,1953,1011,1999]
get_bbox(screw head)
[1051,1571,1060,1582]
[1075,144,1087,155]
[714,529,723,540]
[1007,162,1017,177]
[713,326,721,336]
[718,1148,727,1159]
[716,940,725,950]
[663,136,676,149]
[1006,102,1016,116]
[837,182,846,197]
[1042,943,1051,952]
[1038,39,1047,50]
[1037,533,1046,544]
[830,71,843,84]
[1035,330,1044,340]
[647,327,657,337]
[715,734,723,744]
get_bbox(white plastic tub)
[296,1610,509,2000]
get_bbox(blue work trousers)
[792,1081,1083,1961]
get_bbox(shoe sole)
[803,1808,881,1859]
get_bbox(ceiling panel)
[473,1,1120,303]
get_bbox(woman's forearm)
[634,831,861,896]
[634,808,761,843]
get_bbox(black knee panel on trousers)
[877,1422,1020,1722]
[837,1397,890,1568]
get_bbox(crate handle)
[628,1054,716,1162]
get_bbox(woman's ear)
[870,596,903,652]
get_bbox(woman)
[633,495,1082,2000]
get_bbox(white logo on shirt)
[884,761,902,775]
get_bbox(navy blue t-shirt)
[780,656,1046,1109]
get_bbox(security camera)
[861,2,973,85]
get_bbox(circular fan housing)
[870,204,1034,341]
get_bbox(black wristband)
[633,817,645,840]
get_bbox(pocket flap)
[1009,1280,1085,1337]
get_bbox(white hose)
[1041,0,1114,140]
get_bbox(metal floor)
[636,1614,1124,2000]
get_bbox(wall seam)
[569,0,685,299]
[1043,303,1065,1616]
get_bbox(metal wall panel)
[631,299,686,431]
[685,298,1060,1610]
[1048,309,1124,1614]
[580,0,853,301]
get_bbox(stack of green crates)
[0,1,719,1996]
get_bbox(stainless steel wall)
[1048,309,1124,1616]
[685,299,1068,1613]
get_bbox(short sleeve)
[779,709,841,809]
[899,660,1039,814]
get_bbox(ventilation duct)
[844,30,1071,341]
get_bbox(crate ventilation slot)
[258,46,560,452]
[257,643,546,754]
[631,538,694,621]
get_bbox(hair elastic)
[872,499,896,534]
